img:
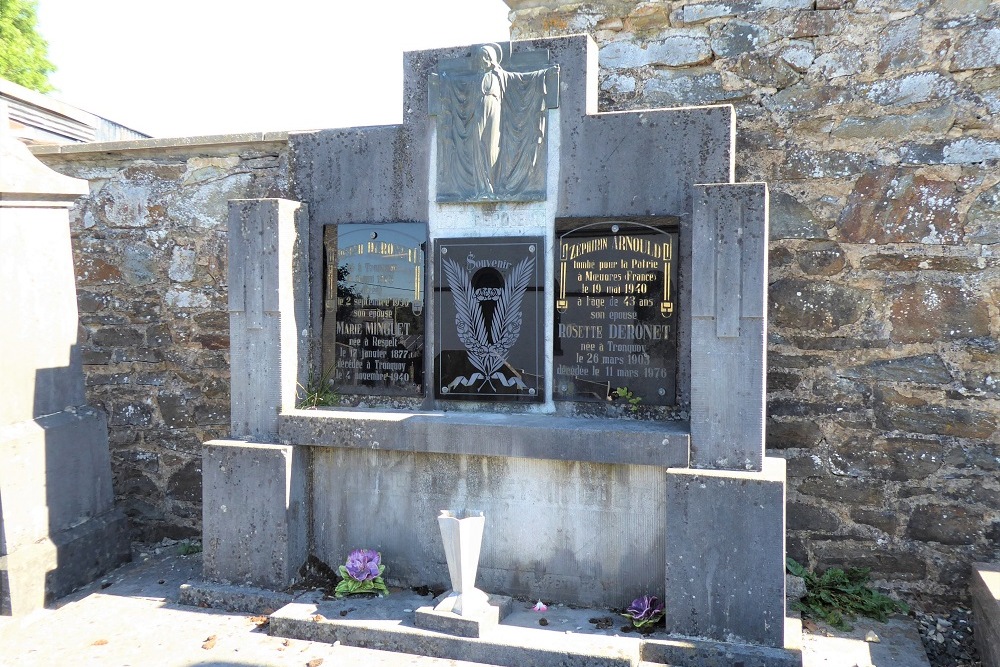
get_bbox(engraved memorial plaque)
[554,220,679,406]
[322,223,426,397]
[435,237,544,402]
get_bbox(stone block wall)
[506,0,1000,607]
[33,134,290,541]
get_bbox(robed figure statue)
[430,44,560,202]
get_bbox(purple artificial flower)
[626,595,665,625]
[344,549,381,582]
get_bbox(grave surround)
[204,34,788,651]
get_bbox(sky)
[34,0,511,138]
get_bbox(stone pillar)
[666,182,788,648]
[202,199,310,587]
[690,182,768,471]
[227,199,309,440]
[0,102,130,615]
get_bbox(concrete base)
[415,593,513,637]
[178,579,296,615]
[1,507,130,616]
[973,563,1000,667]
[202,440,307,589]
[0,408,130,616]
[263,590,802,667]
[665,457,787,648]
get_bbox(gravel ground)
[915,608,981,667]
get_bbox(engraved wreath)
[442,255,534,391]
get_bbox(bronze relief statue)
[430,44,560,202]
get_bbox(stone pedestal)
[202,440,307,588]
[0,102,129,615]
[665,457,787,647]
[414,593,513,638]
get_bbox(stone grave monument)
[0,103,130,615]
[203,34,788,656]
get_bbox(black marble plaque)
[553,220,679,406]
[322,223,426,397]
[435,237,544,402]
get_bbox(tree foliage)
[0,0,55,92]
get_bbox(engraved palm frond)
[490,255,534,355]
[442,258,491,376]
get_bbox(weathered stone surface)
[890,282,989,343]
[838,167,961,244]
[166,459,201,502]
[734,51,801,88]
[683,0,812,23]
[601,30,712,67]
[811,540,928,580]
[792,10,843,38]
[769,278,869,332]
[831,104,955,140]
[765,419,823,449]
[812,46,863,79]
[966,181,1000,244]
[864,71,958,106]
[666,459,787,647]
[787,502,840,531]
[877,16,926,74]
[778,149,865,179]
[765,82,851,112]
[844,354,952,385]
[644,71,747,106]
[876,402,997,439]
[711,19,772,58]
[907,504,984,545]
[769,191,827,239]
[798,477,883,505]
[767,371,801,392]
[859,253,984,272]
[796,241,845,276]
[900,137,1000,164]
[951,22,1000,71]
[812,377,869,406]
[850,508,898,535]
[842,436,945,481]
[780,45,815,75]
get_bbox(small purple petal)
[627,595,664,622]
[345,549,381,581]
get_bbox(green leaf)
[786,558,806,577]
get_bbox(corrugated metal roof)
[0,77,150,144]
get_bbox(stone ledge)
[278,408,689,468]
[29,131,290,156]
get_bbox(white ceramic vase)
[434,509,490,617]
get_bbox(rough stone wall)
[507,0,1000,608]
[34,136,291,541]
